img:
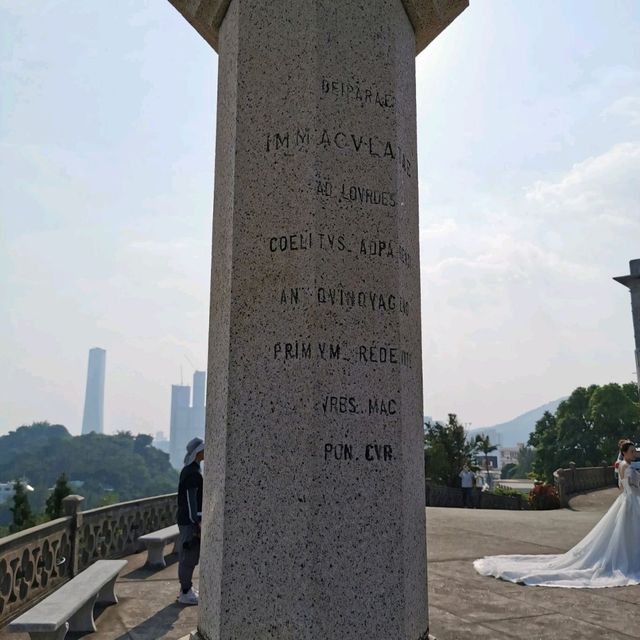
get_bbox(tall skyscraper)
[168,371,207,469]
[190,370,206,440]
[81,347,106,435]
[192,370,206,408]
[169,384,191,468]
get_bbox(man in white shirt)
[459,465,475,508]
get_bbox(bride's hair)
[620,441,634,454]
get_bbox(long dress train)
[473,462,640,588]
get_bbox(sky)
[1,0,639,437]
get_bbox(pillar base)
[185,630,433,640]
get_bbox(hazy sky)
[1,1,639,437]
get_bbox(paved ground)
[2,487,634,640]
[0,552,199,640]
[428,486,639,640]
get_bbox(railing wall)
[0,517,71,624]
[553,463,616,507]
[425,483,525,510]
[0,492,177,626]
[78,494,176,572]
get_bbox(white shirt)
[459,470,475,488]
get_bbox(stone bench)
[8,559,127,640]
[138,524,180,568]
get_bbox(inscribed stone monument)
[167,1,468,638]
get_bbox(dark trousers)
[461,487,473,508]
[178,524,201,592]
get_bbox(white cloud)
[525,142,640,224]
[420,139,640,423]
[603,96,640,126]
[421,218,458,238]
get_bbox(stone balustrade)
[425,483,526,510]
[0,516,71,625]
[0,492,177,626]
[554,463,616,507]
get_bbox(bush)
[528,481,560,510]
[492,485,523,498]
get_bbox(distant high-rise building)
[192,370,206,408]
[190,370,206,439]
[169,385,191,468]
[154,430,171,455]
[168,371,207,469]
[81,348,106,435]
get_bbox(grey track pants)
[178,523,201,592]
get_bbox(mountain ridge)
[468,398,566,447]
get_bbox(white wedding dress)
[473,462,640,588]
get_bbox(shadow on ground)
[112,602,184,640]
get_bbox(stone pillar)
[62,495,84,577]
[167,1,467,638]
[614,259,640,397]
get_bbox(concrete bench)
[138,524,180,568]
[8,559,127,640]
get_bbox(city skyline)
[1,1,639,436]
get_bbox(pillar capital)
[614,259,640,289]
[62,495,85,517]
[168,0,468,53]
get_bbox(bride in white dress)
[474,441,640,588]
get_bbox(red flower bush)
[528,481,561,510]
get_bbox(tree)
[10,481,35,533]
[514,444,534,478]
[529,411,561,481]
[134,433,154,455]
[474,434,498,487]
[424,414,476,487]
[96,492,119,507]
[529,383,640,481]
[45,473,71,520]
[0,422,178,520]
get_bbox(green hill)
[0,422,178,526]
[468,398,566,447]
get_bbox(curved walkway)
[428,486,640,639]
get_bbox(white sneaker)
[177,588,199,605]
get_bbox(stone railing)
[554,463,616,507]
[77,494,177,573]
[0,516,72,625]
[0,492,177,626]
[425,483,525,510]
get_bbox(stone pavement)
[1,487,635,640]
[428,486,639,639]
[0,550,199,640]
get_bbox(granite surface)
[165,1,467,638]
[167,0,468,53]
